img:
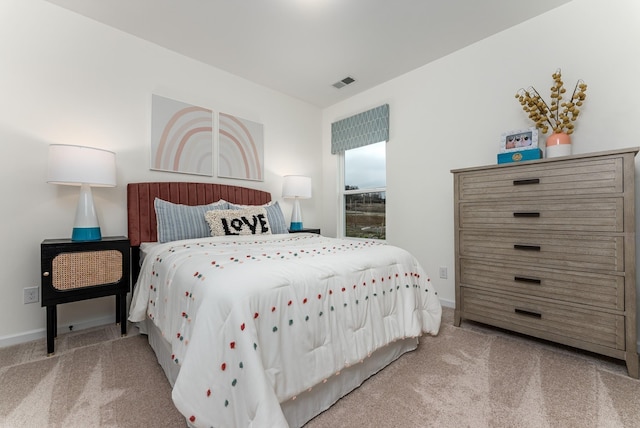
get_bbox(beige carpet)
[1,309,639,427]
[0,325,185,428]
[307,310,640,428]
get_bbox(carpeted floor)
[1,308,639,427]
[0,324,186,428]
[306,310,640,428]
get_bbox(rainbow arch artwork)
[218,112,264,181]
[151,94,213,176]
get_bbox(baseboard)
[439,298,454,309]
[0,315,116,348]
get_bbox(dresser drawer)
[459,230,624,272]
[457,157,623,201]
[460,288,625,351]
[459,198,624,232]
[460,259,624,311]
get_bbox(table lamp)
[47,144,116,241]
[282,175,311,231]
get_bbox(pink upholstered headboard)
[127,182,271,247]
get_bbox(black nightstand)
[288,228,321,234]
[40,236,130,355]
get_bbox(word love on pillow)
[205,207,272,236]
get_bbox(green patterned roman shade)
[331,104,389,154]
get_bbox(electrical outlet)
[438,266,448,279]
[24,286,39,304]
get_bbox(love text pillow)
[205,207,272,236]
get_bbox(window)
[342,141,386,240]
[331,104,389,240]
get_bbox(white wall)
[0,0,322,344]
[321,0,640,317]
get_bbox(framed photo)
[499,127,539,153]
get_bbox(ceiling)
[46,0,572,108]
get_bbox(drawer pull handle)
[513,244,541,251]
[515,308,542,319]
[513,178,540,186]
[513,212,540,218]
[514,276,541,284]
[43,272,50,277]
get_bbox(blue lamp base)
[289,222,303,231]
[72,227,102,241]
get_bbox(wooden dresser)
[452,147,639,378]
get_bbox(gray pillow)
[228,201,289,234]
[154,198,229,243]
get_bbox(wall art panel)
[218,112,264,181]
[151,94,213,176]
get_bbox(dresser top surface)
[451,147,639,174]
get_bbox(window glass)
[344,142,386,190]
[343,141,386,240]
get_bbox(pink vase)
[546,132,572,158]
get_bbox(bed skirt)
[136,319,419,427]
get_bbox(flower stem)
[528,86,555,131]
[570,79,581,103]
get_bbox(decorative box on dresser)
[451,147,639,378]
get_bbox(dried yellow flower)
[516,68,587,135]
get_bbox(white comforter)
[129,233,441,427]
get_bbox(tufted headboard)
[127,181,272,247]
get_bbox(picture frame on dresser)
[499,127,538,152]
[451,147,639,378]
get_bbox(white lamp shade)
[47,144,116,241]
[47,144,116,187]
[282,175,312,199]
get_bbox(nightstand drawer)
[41,237,130,304]
[457,157,622,201]
[460,288,625,351]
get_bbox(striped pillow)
[228,201,289,234]
[154,198,229,243]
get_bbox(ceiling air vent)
[332,76,356,89]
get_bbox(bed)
[127,181,442,427]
